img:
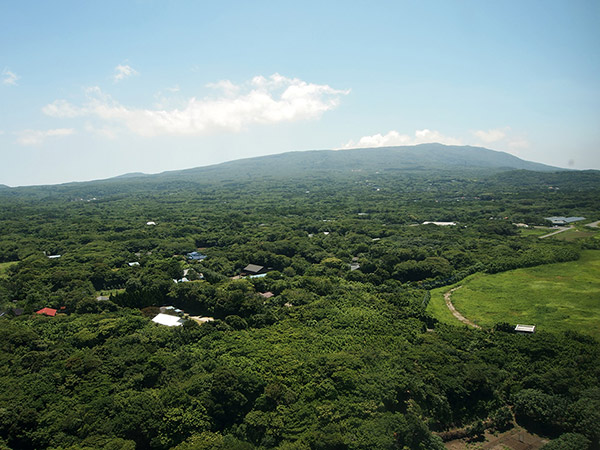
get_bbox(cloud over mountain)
[43,74,349,137]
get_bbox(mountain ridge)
[1,143,572,190]
[127,143,565,182]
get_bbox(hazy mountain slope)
[160,143,562,180]
[0,144,576,198]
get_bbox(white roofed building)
[515,324,536,333]
[152,313,185,327]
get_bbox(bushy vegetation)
[0,165,599,449]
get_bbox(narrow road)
[444,286,481,329]
[586,220,600,228]
[538,226,572,239]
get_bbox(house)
[146,221,156,226]
[128,262,140,267]
[47,254,62,259]
[545,216,585,226]
[36,307,57,317]
[96,295,110,301]
[152,313,185,327]
[260,291,274,299]
[242,264,268,276]
[187,251,207,261]
[515,324,536,333]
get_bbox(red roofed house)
[36,307,57,317]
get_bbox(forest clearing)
[429,250,600,338]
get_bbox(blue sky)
[1,0,599,186]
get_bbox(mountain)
[0,144,573,196]
[149,143,562,181]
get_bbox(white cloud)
[473,128,506,143]
[44,73,349,137]
[17,128,75,146]
[2,69,19,86]
[113,64,139,82]
[472,127,529,156]
[343,129,462,149]
[42,100,83,118]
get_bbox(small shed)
[515,324,536,333]
[242,264,267,275]
[36,307,57,317]
[187,251,207,261]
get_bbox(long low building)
[545,216,585,225]
[515,324,536,333]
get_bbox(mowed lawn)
[428,250,600,339]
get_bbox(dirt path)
[444,286,481,329]
[444,427,548,450]
[538,226,572,239]
[586,220,600,228]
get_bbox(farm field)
[429,250,600,339]
[550,228,596,241]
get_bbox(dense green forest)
[1,149,599,450]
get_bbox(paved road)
[444,286,481,329]
[538,226,572,239]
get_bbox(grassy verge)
[0,261,18,279]
[428,250,600,339]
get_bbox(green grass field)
[0,261,18,279]
[428,250,600,339]
[518,227,550,238]
[551,228,596,241]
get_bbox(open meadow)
[429,250,600,339]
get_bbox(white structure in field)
[515,324,536,333]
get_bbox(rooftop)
[515,324,536,333]
[545,216,585,224]
[152,313,184,327]
[36,307,57,317]
[243,264,264,273]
